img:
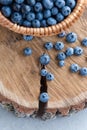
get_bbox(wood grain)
[0,7,87,116]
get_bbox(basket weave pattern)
[0,0,85,37]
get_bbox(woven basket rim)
[0,0,85,36]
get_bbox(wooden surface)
[0,7,87,116]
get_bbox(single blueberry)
[11,12,23,25]
[65,47,74,57]
[42,0,54,9]
[66,32,77,43]
[57,52,66,60]
[70,64,80,73]
[46,73,54,81]
[62,6,71,17]
[81,38,87,47]
[40,69,48,76]
[39,54,50,65]
[47,17,57,26]
[1,6,11,17]
[56,13,64,22]
[66,0,76,9]
[39,93,49,103]
[80,67,87,76]
[54,42,64,50]
[58,60,65,67]
[23,35,33,41]
[23,47,32,56]
[44,42,53,50]
[74,46,83,56]
[58,31,66,38]
[55,0,65,8]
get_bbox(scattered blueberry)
[40,69,48,76]
[44,42,53,50]
[79,67,87,76]
[39,92,49,103]
[66,32,77,43]
[46,72,54,81]
[65,47,74,57]
[58,31,66,38]
[57,52,66,60]
[23,47,32,56]
[54,42,64,50]
[81,38,87,47]
[23,35,33,41]
[40,54,50,65]
[74,46,83,56]
[70,64,80,73]
[58,60,65,67]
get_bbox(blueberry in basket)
[0,0,77,28]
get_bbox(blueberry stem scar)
[38,65,48,116]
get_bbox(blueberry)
[34,2,43,12]
[46,72,54,81]
[39,93,49,103]
[27,0,36,6]
[40,54,50,65]
[58,60,65,67]
[36,12,43,21]
[11,12,22,25]
[41,20,47,27]
[58,31,66,38]
[65,47,74,57]
[62,6,71,16]
[15,0,24,4]
[42,0,54,9]
[26,12,35,21]
[80,67,87,76]
[81,38,87,47]
[74,46,83,56]
[32,19,40,28]
[0,0,13,5]
[70,64,80,73]
[44,42,53,50]
[57,52,66,60]
[23,47,32,56]
[47,17,57,26]
[12,3,21,12]
[21,4,31,14]
[23,20,31,27]
[23,35,33,41]
[66,0,76,9]
[55,0,65,8]
[1,6,11,17]
[66,32,77,43]
[54,42,64,50]
[56,13,64,22]
[40,69,48,76]
[51,7,58,16]
[43,10,51,19]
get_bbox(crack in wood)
[38,65,48,116]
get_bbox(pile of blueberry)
[0,0,76,28]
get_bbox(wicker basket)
[0,0,86,37]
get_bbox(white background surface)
[0,106,87,130]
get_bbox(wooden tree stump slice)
[0,8,87,117]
